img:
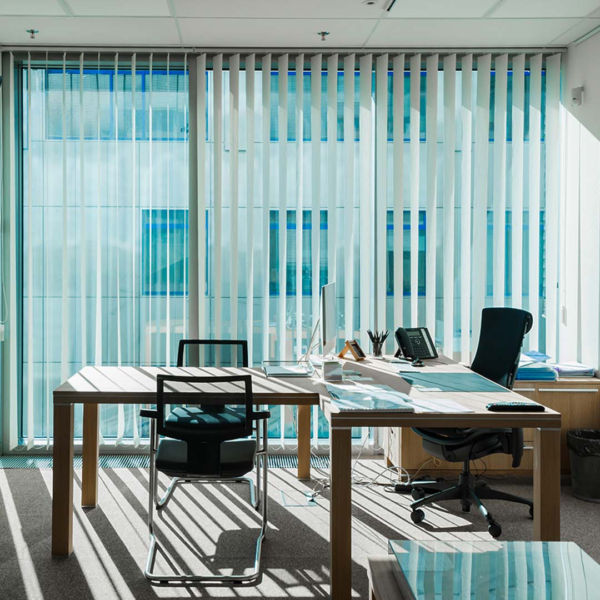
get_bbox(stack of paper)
[516,360,558,381]
[551,362,595,378]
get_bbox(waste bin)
[567,429,600,503]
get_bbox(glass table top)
[388,540,600,599]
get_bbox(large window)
[17,54,555,447]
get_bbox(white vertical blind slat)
[79,53,87,368]
[146,53,153,365]
[246,54,255,361]
[493,54,508,307]
[115,54,125,443]
[528,54,543,350]
[310,55,322,338]
[442,54,456,359]
[61,52,69,383]
[472,54,491,351]
[214,54,224,339]
[460,54,473,363]
[409,54,420,327]
[278,54,288,360]
[359,54,373,348]
[131,53,139,446]
[182,54,188,341]
[295,53,304,358]
[545,54,561,359]
[230,54,240,342]
[262,54,271,359]
[165,54,171,366]
[425,54,439,338]
[95,52,103,367]
[197,54,207,339]
[511,54,525,312]
[343,54,355,341]
[393,54,404,333]
[26,53,33,448]
[375,54,388,332]
[327,54,338,289]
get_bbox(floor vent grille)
[0,454,330,470]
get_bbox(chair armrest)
[251,410,271,420]
[140,408,158,419]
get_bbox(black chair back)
[470,307,533,390]
[156,374,254,476]
[177,339,249,368]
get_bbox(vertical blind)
[17,51,561,447]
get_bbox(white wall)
[560,34,600,367]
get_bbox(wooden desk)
[51,365,320,557]
[322,356,562,600]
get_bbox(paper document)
[408,397,474,414]
[326,384,415,412]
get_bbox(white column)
[511,54,525,310]
[493,54,508,307]
[425,53,439,337]
[409,54,421,327]
[393,54,405,332]
[246,54,255,360]
[375,53,388,333]
[343,54,355,341]
[528,54,543,350]
[471,54,491,351]
[545,54,561,358]
[359,54,373,348]
[460,54,473,363]
[442,54,456,359]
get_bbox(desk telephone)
[394,327,438,362]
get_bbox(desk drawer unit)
[385,378,600,475]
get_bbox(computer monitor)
[320,281,337,356]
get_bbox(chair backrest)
[470,308,533,390]
[156,374,254,476]
[177,339,249,368]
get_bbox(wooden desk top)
[54,366,320,406]
[319,356,562,429]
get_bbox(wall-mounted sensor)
[571,86,584,107]
[26,29,39,39]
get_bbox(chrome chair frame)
[144,403,269,584]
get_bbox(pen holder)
[372,342,383,357]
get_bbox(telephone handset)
[394,327,438,361]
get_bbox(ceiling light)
[362,0,379,5]
[26,29,39,39]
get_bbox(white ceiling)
[0,0,599,47]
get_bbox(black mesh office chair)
[140,374,269,583]
[408,308,534,538]
[177,339,249,368]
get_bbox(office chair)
[140,374,269,583]
[177,339,249,368]
[408,307,534,538]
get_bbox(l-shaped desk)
[52,356,561,600]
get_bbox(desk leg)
[330,427,352,599]
[52,403,74,557]
[297,405,311,480]
[533,427,561,541]
[82,403,100,507]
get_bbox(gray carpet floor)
[0,460,599,599]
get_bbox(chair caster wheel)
[529,506,534,518]
[488,521,502,538]
[411,487,425,501]
[410,509,425,524]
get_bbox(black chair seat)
[156,438,257,478]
